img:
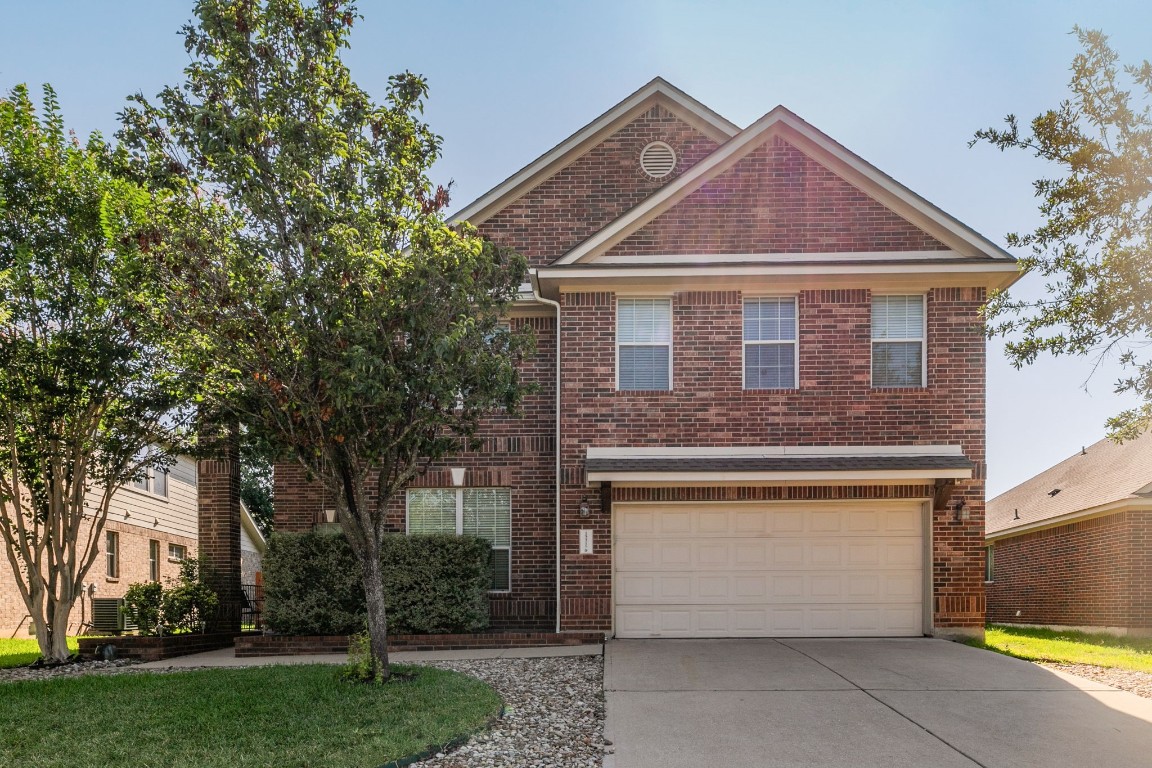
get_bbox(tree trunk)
[48,595,72,662]
[360,553,391,683]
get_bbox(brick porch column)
[198,425,243,633]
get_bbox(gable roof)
[554,106,1016,265]
[987,431,1152,538]
[449,77,739,227]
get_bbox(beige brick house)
[276,78,1019,640]
[1,455,265,637]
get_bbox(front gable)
[479,104,723,267]
[605,135,949,257]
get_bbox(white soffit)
[448,77,739,227]
[587,445,966,458]
[555,107,1018,266]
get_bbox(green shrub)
[263,530,366,636]
[381,534,491,634]
[263,531,492,636]
[123,581,164,635]
[122,558,219,635]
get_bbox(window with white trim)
[168,543,187,562]
[132,467,169,498]
[985,544,995,583]
[407,488,511,591]
[744,297,797,389]
[872,295,925,387]
[617,298,671,391]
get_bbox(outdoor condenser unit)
[90,597,136,634]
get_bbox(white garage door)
[614,501,925,638]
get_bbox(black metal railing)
[240,583,263,630]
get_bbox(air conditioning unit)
[91,598,136,634]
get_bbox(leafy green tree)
[0,84,197,662]
[122,0,529,681]
[973,27,1152,439]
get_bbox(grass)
[971,624,1152,672]
[0,663,501,768]
[0,637,80,668]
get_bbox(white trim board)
[587,445,965,459]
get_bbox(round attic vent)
[640,141,676,179]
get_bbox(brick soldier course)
[274,77,1019,640]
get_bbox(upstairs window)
[872,295,925,387]
[617,298,671,391]
[407,488,512,592]
[744,297,797,389]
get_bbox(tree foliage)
[0,84,197,662]
[973,27,1152,439]
[121,0,529,681]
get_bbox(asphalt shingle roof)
[986,430,1152,535]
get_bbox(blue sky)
[2,0,1149,496]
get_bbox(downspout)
[530,271,563,634]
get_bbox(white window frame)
[871,294,927,388]
[130,467,169,500]
[616,297,673,391]
[168,543,187,563]
[405,488,512,593]
[985,544,995,583]
[742,296,799,390]
[105,531,119,579]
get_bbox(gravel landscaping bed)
[1039,662,1152,699]
[0,658,142,682]
[415,656,606,768]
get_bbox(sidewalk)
[136,643,603,669]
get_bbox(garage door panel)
[615,501,926,638]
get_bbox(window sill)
[105,577,119,583]
[124,485,170,502]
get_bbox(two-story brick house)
[275,78,1020,640]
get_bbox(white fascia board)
[538,261,1021,280]
[587,445,964,459]
[587,468,972,485]
[240,503,267,553]
[449,78,739,226]
[986,497,1152,541]
[596,250,965,265]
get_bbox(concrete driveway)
[604,638,1152,768]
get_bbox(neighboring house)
[986,432,1152,636]
[0,456,266,637]
[275,78,1019,640]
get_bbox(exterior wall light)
[579,496,591,518]
[952,499,970,523]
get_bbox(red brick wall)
[273,315,559,631]
[987,511,1152,631]
[478,105,720,266]
[556,287,987,632]
[607,136,949,256]
[199,447,243,632]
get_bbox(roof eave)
[986,497,1152,541]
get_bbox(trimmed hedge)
[263,530,492,636]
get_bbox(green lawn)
[972,625,1152,672]
[0,637,80,668]
[1,664,501,768]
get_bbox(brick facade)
[608,137,950,256]
[271,83,1002,640]
[198,440,243,633]
[0,515,197,637]
[987,511,1152,633]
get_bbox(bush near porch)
[263,530,492,635]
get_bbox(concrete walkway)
[136,642,602,668]
[604,638,1152,768]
